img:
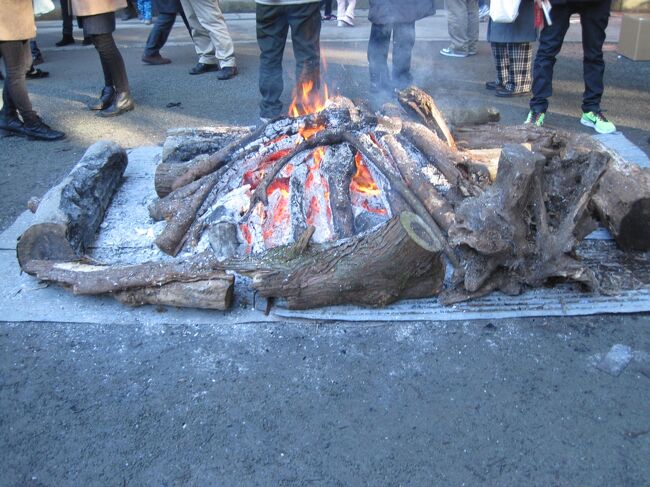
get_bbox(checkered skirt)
[490,42,532,93]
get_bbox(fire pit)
[15,87,650,312]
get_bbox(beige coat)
[0,0,36,41]
[71,0,127,17]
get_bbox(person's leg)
[0,41,36,122]
[191,0,236,68]
[60,0,73,37]
[507,42,532,93]
[578,0,610,113]
[322,0,333,17]
[143,12,176,57]
[491,42,508,87]
[446,0,469,52]
[529,3,572,113]
[467,0,479,53]
[180,0,219,66]
[30,39,43,63]
[392,22,416,87]
[340,0,356,25]
[256,3,289,118]
[368,23,391,89]
[288,2,321,93]
[93,33,129,93]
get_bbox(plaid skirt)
[490,42,532,93]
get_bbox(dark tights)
[0,40,38,123]
[91,33,129,92]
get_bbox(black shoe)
[142,54,171,65]
[0,114,24,136]
[26,67,49,79]
[216,66,237,80]
[189,62,219,75]
[97,92,134,117]
[82,37,93,46]
[495,86,530,98]
[21,119,66,141]
[485,81,501,90]
[89,86,116,111]
[32,54,45,66]
[56,35,75,47]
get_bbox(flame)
[242,148,292,190]
[299,124,324,140]
[312,147,326,169]
[362,200,387,215]
[350,152,381,196]
[288,79,329,117]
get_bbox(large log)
[591,155,650,251]
[16,141,127,272]
[237,213,445,309]
[23,252,234,310]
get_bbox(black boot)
[97,92,134,117]
[0,111,24,136]
[21,118,66,141]
[56,35,75,47]
[89,86,116,111]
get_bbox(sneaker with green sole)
[580,111,616,134]
[525,110,545,127]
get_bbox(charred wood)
[17,141,128,272]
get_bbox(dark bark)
[17,141,128,272]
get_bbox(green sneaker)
[525,110,545,127]
[581,111,616,134]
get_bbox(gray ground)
[1,11,649,487]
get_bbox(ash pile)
[15,87,650,312]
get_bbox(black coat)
[487,0,538,43]
[368,0,436,25]
[153,0,180,14]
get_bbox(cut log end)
[400,212,443,253]
[17,223,79,272]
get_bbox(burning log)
[17,141,127,271]
[397,86,456,149]
[233,213,445,309]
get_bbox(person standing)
[255,0,321,121]
[0,0,65,140]
[337,0,356,26]
[525,0,616,133]
[440,0,479,57]
[180,0,238,79]
[72,0,135,117]
[321,0,335,20]
[367,0,436,91]
[142,0,191,64]
[486,0,538,97]
[56,0,75,45]
[137,0,153,24]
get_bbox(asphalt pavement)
[1,11,649,487]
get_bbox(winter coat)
[487,0,538,43]
[71,0,127,17]
[154,0,181,14]
[368,0,436,25]
[0,0,36,41]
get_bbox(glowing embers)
[304,147,334,242]
[350,151,388,217]
[288,79,330,118]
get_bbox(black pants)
[144,8,191,57]
[256,2,321,118]
[530,0,611,113]
[0,40,38,123]
[60,0,73,36]
[368,22,416,87]
[91,34,130,92]
[321,0,333,16]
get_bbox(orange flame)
[242,148,292,190]
[288,79,329,117]
[350,152,381,196]
[262,178,291,243]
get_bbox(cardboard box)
[618,14,650,61]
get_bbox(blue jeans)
[530,0,611,113]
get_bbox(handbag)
[33,0,56,16]
[489,0,521,23]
